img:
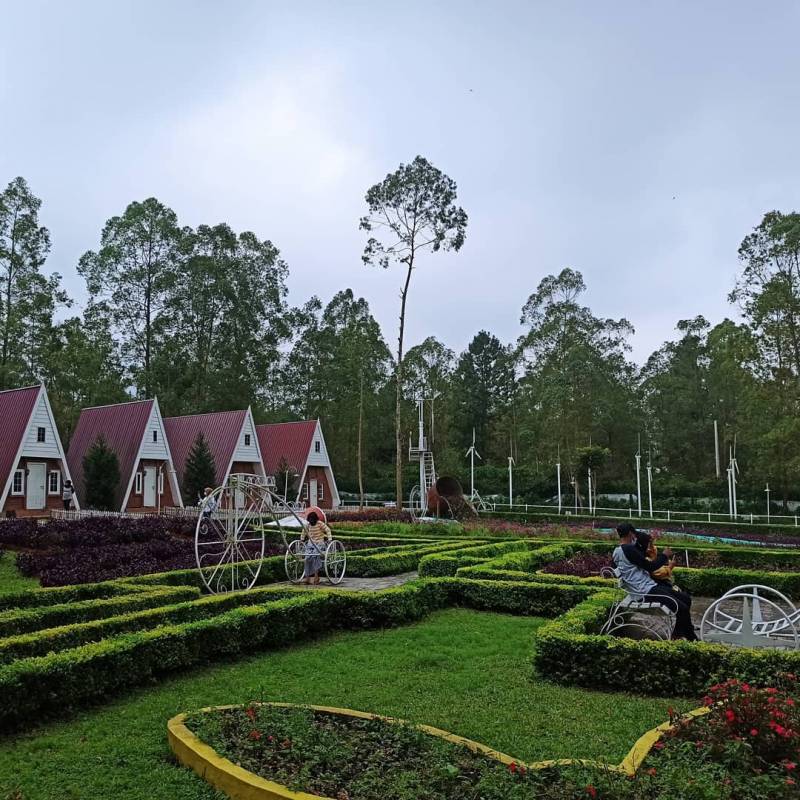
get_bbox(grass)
[0,608,690,800]
[0,556,37,595]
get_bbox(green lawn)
[0,609,689,800]
[0,555,37,595]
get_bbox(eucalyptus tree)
[517,268,634,482]
[360,156,467,506]
[0,177,67,389]
[40,303,128,440]
[78,198,184,397]
[403,336,455,453]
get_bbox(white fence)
[338,499,800,528]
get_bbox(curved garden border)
[167,702,710,800]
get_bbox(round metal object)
[325,539,347,585]
[285,538,306,584]
[194,473,304,594]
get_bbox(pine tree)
[82,434,120,510]
[183,432,216,504]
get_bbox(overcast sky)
[2,1,799,364]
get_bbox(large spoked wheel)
[409,485,424,521]
[325,540,347,585]
[285,539,306,584]
[195,473,305,594]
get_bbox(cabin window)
[318,482,324,500]
[37,427,46,443]
[158,471,164,495]
[244,434,251,446]
[135,472,143,494]
[315,441,321,453]
[48,470,61,495]
[302,483,309,499]
[152,430,157,443]
[11,470,24,495]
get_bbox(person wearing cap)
[613,522,697,641]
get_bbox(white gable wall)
[138,402,171,460]
[231,410,263,471]
[21,392,62,459]
[306,421,331,468]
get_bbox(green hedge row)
[0,581,141,612]
[533,590,800,697]
[0,576,601,730]
[0,586,302,664]
[0,585,200,637]
[417,540,532,578]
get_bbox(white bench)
[599,567,677,641]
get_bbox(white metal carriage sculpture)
[699,585,800,650]
[194,474,346,594]
[283,506,347,586]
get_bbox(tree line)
[2,168,799,508]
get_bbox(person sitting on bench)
[613,522,698,641]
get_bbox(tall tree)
[40,303,128,442]
[183,432,217,504]
[517,268,636,486]
[83,435,120,511]
[0,177,67,388]
[452,331,514,459]
[78,198,184,397]
[360,156,467,506]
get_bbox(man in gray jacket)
[613,522,698,641]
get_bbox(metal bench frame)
[599,567,678,641]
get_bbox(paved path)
[274,572,418,591]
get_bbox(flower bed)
[181,694,800,800]
[639,676,800,798]
[184,704,537,800]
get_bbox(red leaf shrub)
[667,676,800,768]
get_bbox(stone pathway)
[273,572,418,591]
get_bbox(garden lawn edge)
[168,702,713,798]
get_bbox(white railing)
[475,501,800,528]
[50,508,156,521]
[338,498,800,528]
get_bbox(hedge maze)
[3,527,800,732]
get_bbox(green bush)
[534,591,800,697]
[0,585,199,637]
[418,540,531,578]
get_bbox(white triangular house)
[0,385,79,516]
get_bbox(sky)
[2,0,799,364]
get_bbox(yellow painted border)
[168,702,710,799]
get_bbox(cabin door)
[309,478,318,508]
[143,466,157,507]
[26,463,46,510]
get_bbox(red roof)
[67,399,156,509]
[0,385,41,498]
[164,410,248,493]
[256,420,317,476]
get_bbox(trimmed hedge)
[0,585,200,637]
[417,540,531,578]
[533,590,800,697]
[0,586,303,664]
[0,575,607,729]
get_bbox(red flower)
[267,735,275,743]
[647,768,657,777]
[750,728,759,737]
[586,786,597,798]
[508,762,517,774]
[653,741,665,750]
[248,729,262,741]
[741,683,751,692]
[787,778,796,786]
[785,762,797,771]
[725,709,736,723]
[245,706,257,721]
